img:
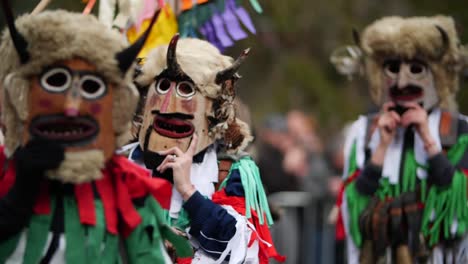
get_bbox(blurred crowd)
[248,109,348,263]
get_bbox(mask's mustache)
[389,85,423,97]
[151,110,194,120]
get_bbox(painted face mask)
[24,59,116,160]
[138,36,214,163]
[0,7,161,182]
[381,59,438,114]
[137,36,253,170]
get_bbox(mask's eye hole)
[176,82,196,98]
[156,78,172,94]
[80,75,107,100]
[409,62,426,76]
[383,60,401,78]
[40,68,71,93]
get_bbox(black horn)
[166,34,184,75]
[115,9,161,74]
[1,0,30,64]
[352,28,361,47]
[435,25,449,59]
[215,48,250,85]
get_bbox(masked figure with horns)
[124,35,284,263]
[0,2,193,263]
[331,16,468,263]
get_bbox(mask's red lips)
[390,86,423,101]
[153,115,194,139]
[30,115,99,146]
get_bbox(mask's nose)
[396,68,410,89]
[64,77,81,117]
[159,82,176,113]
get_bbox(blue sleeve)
[183,191,236,259]
[224,169,245,197]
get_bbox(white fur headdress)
[331,15,465,110]
[0,10,140,155]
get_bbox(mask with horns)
[331,15,463,111]
[136,36,253,168]
[0,0,160,182]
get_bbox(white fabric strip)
[342,115,367,179]
[414,108,441,179]
[368,108,442,183]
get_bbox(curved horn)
[352,28,361,47]
[215,48,250,85]
[1,0,30,64]
[115,9,161,74]
[166,34,184,74]
[435,25,449,59]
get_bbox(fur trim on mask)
[137,38,253,153]
[46,150,105,183]
[137,38,233,98]
[0,10,138,155]
[361,15,460,110]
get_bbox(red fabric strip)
[176,257,192,264]
[334,169,361,240]
[116,173,142,237]
[0,158,15,198]
[212,189,286,263]
[138,175,172,210]
[34,182,51,215]
[112,156,172,209]
[75,183,96,226]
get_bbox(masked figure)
[331,16,468,263]
[125,35,284,263]
[0,3,192,263]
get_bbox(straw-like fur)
[361,16,460,109]
[0,10,138,155]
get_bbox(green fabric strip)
[148,197,193,258]
[0,233,21,262]
[232,157,273,226]
[422,171,468,246]
[64,196,87,264]
[23,213,53,263]
[447,134,468,164]
[171,208,191,231]
[86,200,106,264]
[420,134,468,246]
[1,197,54,264]
[345,182,370,247]
[346,141,358,179]
[125,196,166,263]
[249,0,263,13]
[100,234,119,264]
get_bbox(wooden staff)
[31,0,51,15]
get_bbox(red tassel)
[75,183,96,226]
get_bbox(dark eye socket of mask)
[384,60,401,74]
[177,82,195,96]
[157,78,171,92]
[82,79,101,94]
[409,63,425,74]
[46,72,69,87]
